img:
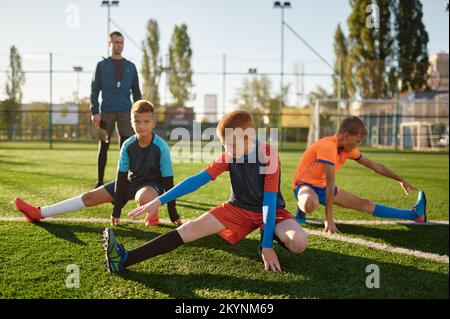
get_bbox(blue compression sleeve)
[261,192,277,249]
[159,171,213,205]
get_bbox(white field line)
[1,216,448,263]
[305,218,449,226]
[0,216,448,226]
[306,229,449,264]
[0,217,149,224]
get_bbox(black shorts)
[104,180,164,202]
[97,111,134,142]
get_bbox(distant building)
[202,94,218,123]
[349,53,449,150]
[428,52,449,92]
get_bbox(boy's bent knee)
[288,236,308,254]
[300,198,318,214]
[135,188,158,206]
[135,194,148,206]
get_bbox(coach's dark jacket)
[90,57,141,115]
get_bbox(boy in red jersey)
[103,110,308,273]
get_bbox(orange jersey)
[292,135,362,188]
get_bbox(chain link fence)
[313,95,449,152]
[1,96,448,153]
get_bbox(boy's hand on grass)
[261,248,282,272]
[399,180,418,195]
[111,217,120,226]
[324,220,340,234]
[128,198,161,218]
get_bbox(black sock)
[259,231,289,252]
[123,230,184,268]
[97,141,109,184]
[119,136,130,149]
[274,235,289,251]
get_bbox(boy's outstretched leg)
[103,212,226,273]
[334,189,427,223]
[15,187,113,223]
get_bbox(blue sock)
[373,204,416,221]
[295,208,307,224]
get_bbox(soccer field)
[0,142,448,298]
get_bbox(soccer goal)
[310,96,449,151]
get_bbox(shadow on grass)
[176,202,215,212]
[305,223,449,256]
[34,221,169,246]
[177,199,216,210]
[0,159,39,167]
[36,222,90,246]
[28,221,448,298]
[120,234,449,299]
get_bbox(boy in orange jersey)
[292,116,426,233]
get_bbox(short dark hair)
[338,116,368,137]
[131,100,155,114]
[216,110,255,140]
[109,31,123,39]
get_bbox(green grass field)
[0,142,448,298]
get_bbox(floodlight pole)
[273,2,291,147]
[101,1,119,56]
[49,52,53,149]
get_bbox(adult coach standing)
[90,31,142,188]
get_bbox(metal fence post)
[394,96,399,152]
[49,52,53,149]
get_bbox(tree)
[2,46,25,139]
[5,46,25,103]
[141,19,162,107]
[394,0,429,92]
[333,24,352,99]
[347,0,394,98]
[232,75,286,129]
[233,75,272,111]
[168,24,193,107]
[374,0,395,97]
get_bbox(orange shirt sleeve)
[348,148,362,160]
[316,141,337,166]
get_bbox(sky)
[0,0,448,115]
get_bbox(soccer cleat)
[102,228,128,273]
[14,197,43,223]
[413,191,427,223]
[295,209,307,225]
[145,211,160,226]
